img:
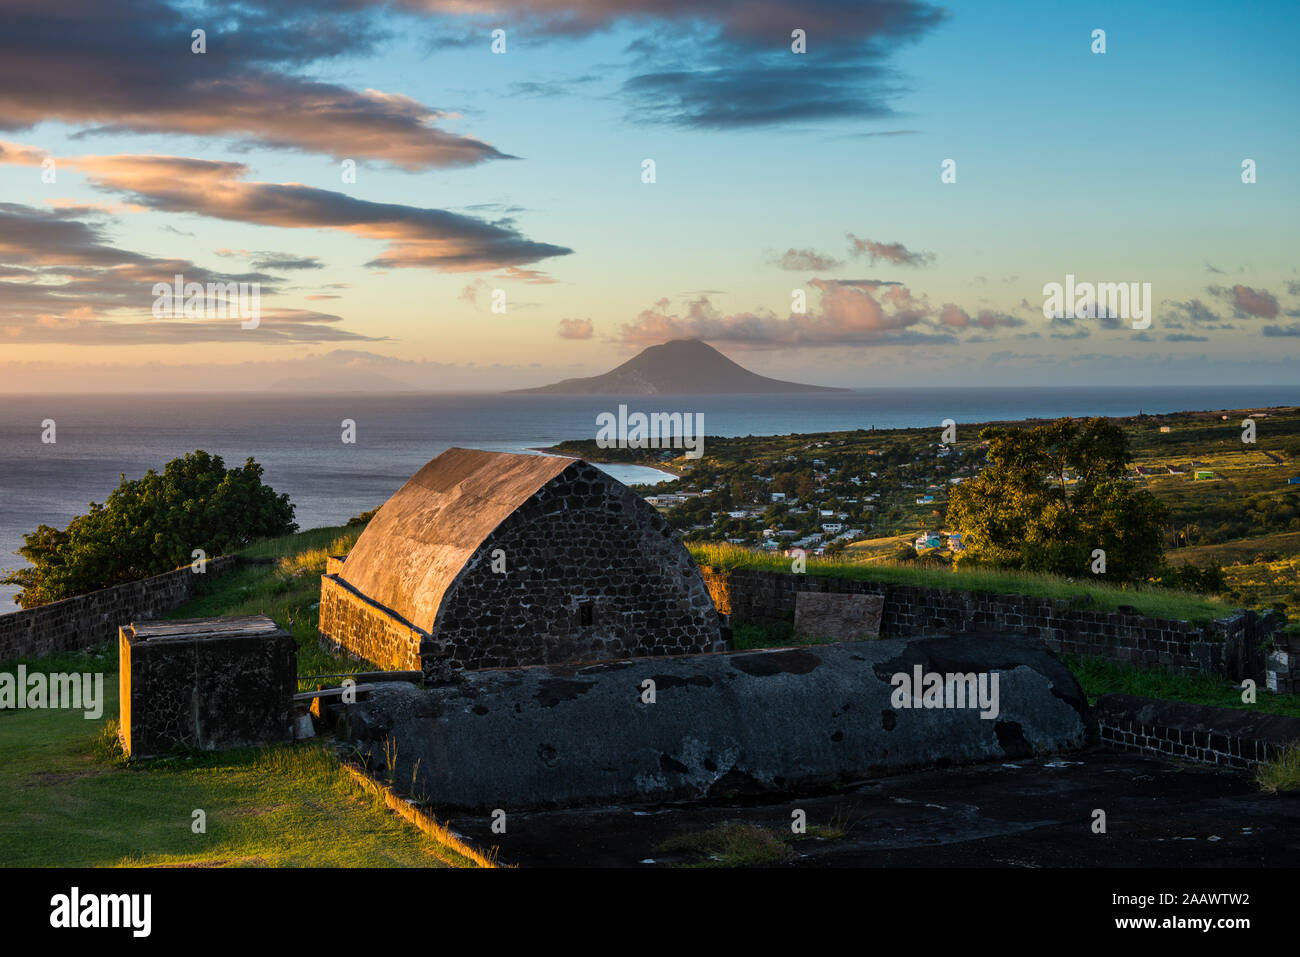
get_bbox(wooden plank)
[292,683,378,703]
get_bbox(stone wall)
[318,574,427,673]
[0,556,239,663]
[1094,694,1300,768]
[427,463,726,679]
[1266,631,1300,694]
[702,565,1278,682]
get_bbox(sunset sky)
[1,0,1297,391]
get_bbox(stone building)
[319,448,727,680]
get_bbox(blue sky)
[0,0,1296,390]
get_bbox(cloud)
[842,129,920,138]
[624,62,905,128]
[250,254,324,271]
[404,0,944,128]
[618,280,954,349]
[847,234,934,267]
[33,151,572,272]
[0,202,380,344]
[1287,280,1300,296]
[1262,323,1300,337]
[0,309,385,346]
[1209,283,1280,319]
[0,348,553,393]
[558,318,594,339]
[1160,298,1225,327]
[939,304,1024,329]
[0,1,513,170]
[1165,333,1209,342]
[1230,284,1280,318]
[770,248,842,271]
[497,266,557,284]
[0,141,48,166]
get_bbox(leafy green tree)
[946,418,1167,581]
[3,451,295,608]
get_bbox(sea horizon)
[2,384,1295,607]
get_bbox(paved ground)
[447,749,1300,867]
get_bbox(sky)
[0,0,1297,391]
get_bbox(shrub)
[2,451,295,608]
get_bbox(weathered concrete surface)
[445,752,1300,868]
[794,592,883,640]
[345,635,1093,810]
[338,448,573,633]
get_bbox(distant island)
[509,339,848,395]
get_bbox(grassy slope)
[1065,654,1300,719]
[0,527,480,868]
[172,525,369,688]
[0,646,473,867]
[691,542,1234,625]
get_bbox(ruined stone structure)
[319,448,727,680]
[119,615,296,759]
[345,635,1094,810]
[0,556,239,662]
[702,565,1279,684]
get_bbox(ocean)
[0,386,1295,608]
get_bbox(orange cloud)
[50,152,572,272]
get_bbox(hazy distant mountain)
[510,339,847,394]
[267,371,425,392]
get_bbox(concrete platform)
[445,751,1300,867]
[344,635,1093,810]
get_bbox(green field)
[173,525,365,688]
[0,647,474,867]
[0,525,483,868]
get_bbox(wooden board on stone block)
[794,592,883,641]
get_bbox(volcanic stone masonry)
[119,615,296,759]
[319,448,728,681]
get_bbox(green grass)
[691,542,1235,626]
[731,622,797,650]
[1255,742,1300,794]
[654,822,791,867]
[172,528,366,688]
[1063,654,1300,719]
[0,646,474,867]
[236,524,355,560]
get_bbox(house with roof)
[318,448,726,680]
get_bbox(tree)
[946,418,1167,581]
[3,451,296,608]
